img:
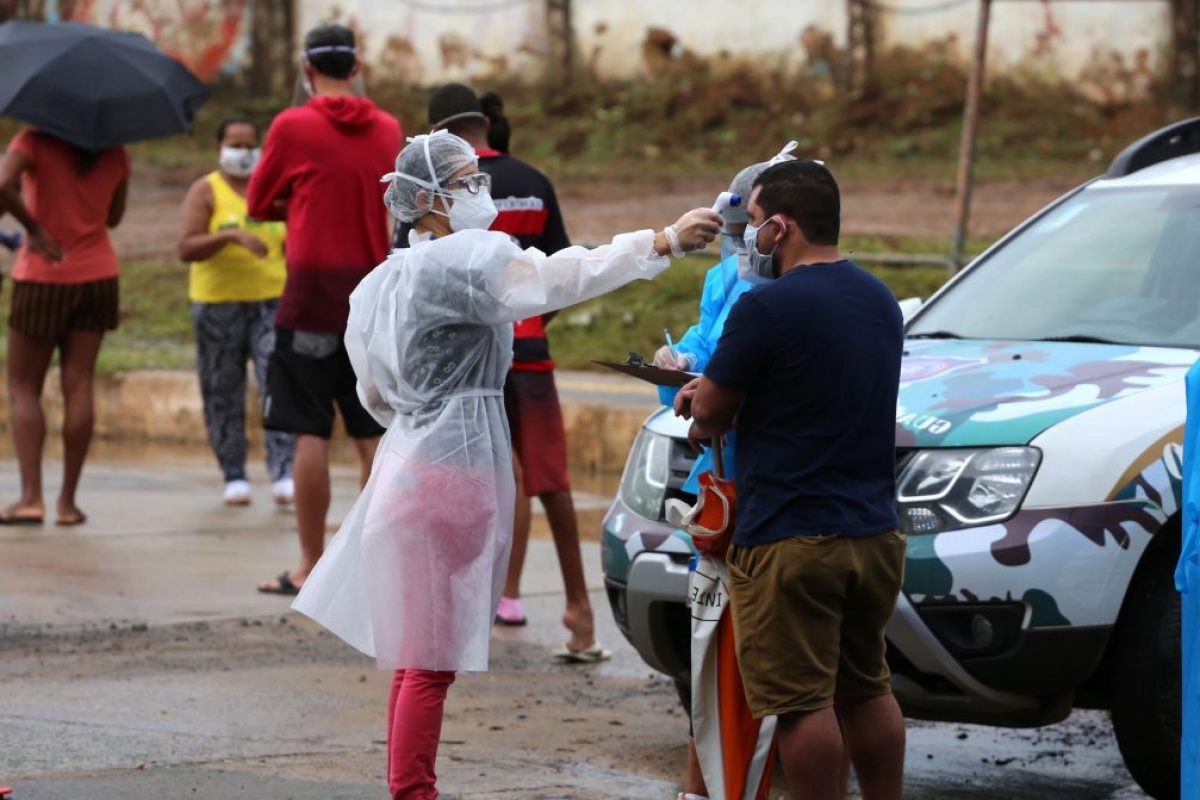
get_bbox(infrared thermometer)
[711,191,741,216]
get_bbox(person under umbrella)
[0,128,129,526]
[0,20,205,526]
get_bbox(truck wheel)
[1110,537,1181,800]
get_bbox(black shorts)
[9,278,119,342]
[263,326,385,440]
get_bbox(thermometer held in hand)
[711,191,742,215]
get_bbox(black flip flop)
[0,511,43,526]
[257,571,300,596]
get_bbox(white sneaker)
[223,479,251,506]
[272,477,294,506]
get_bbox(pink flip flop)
[494,596,527,626]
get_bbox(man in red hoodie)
[247,23,403,595]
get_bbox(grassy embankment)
[0,235,974,376]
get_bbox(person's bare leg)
[683,738,710,797]
[4,328,55,520]
[56,329,104,522]
[776,708,845,800]
[351,435,378,488]
[835,693,905,800]
[259,434,328,590]
[540,488,595,651]
[503,457,532,599]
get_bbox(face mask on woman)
[442,187,499,232]
[219,146,261,179]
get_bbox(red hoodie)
[248,96,402,332]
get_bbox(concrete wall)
[296,0,1169,87]
[34,1,1173,92]
[295,0,548,84]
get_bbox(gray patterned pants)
[192,300,294,482]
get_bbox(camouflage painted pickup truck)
[601,119,1200,800]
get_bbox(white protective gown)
[293,228,668,671]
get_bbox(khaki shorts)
[727,530,906,718]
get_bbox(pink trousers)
[387,669,456,800]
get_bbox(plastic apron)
[293,228,668,672]
[1177,358,1200,794]
[689,555,777,800]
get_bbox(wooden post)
[950,0,991,271]
[1170,0,1200,110]
[545,0,573,84]
[846,0,878,97]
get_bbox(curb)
[0,369,657,474]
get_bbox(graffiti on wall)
[50,0,250,81]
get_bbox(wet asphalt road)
[0,457,1151,798]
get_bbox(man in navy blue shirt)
[675,160,905,800]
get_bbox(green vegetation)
[0,234,969,376]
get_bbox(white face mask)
[740,218,780,284]
[441,187,498,232]
[219,146,260,178]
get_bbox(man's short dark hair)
[428,83,487,138]
[304,24,357,80]
[215,114,256,144]
[752,160,841,246]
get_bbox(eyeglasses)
[444,172,492,195]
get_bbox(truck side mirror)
[898,297,923,323]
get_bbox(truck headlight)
[896,447,1040,534]
[619,430,671,521]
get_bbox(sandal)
[494,596,527,626]
[257,571,300,595]
[56,512,87,527]
[0,507,43,526]
[551,642,613,664]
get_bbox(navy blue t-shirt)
[704,259,902,547]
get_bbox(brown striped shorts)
[9,278,120,342]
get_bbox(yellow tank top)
[188,171,287,303]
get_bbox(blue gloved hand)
[0,230,22,252]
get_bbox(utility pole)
[1171,0,1200,110]
[950,0,991,270]
[845,0,878,96]
[545,0,573,84]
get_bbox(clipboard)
[594,360,698,387]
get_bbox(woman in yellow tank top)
[177,116,294,507]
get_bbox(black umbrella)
[0,20,208,152]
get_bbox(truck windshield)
[908,186,1200,348]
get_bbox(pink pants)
[387,669,456,800]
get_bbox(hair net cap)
[381,130,478,223]
[724,140,800,226]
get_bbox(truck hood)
[897,339,1196,447]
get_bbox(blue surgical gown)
[667,251,752,494]
[1177,358,1200,795]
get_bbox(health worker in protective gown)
[292,129,721,800]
